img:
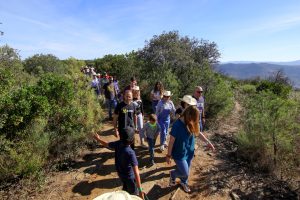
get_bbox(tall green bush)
[236,91,300,176]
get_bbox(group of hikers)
[84,69,215,200]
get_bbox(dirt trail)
[2,102,299,200]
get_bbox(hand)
[207,142,215,151]
[93,133,100,140]
[114,129,119,138]
[166,155,171,165]
[202,118,206,124]
[139,191,145,200]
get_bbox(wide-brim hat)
[132,86,140,90]
[163,90,172,97]
[179,95,197,106]
[93,191,142,200]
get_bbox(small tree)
[24,54,64,75]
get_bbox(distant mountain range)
[216,61,300,88]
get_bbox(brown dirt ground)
[1,102,299,200]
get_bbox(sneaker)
[164,143,168,148]
[180,183,191,193]
[169,174,176,186]
[160,145,165,151]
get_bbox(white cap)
[179,95,197,106]
[93,191,142,200]
[163,90,172,97]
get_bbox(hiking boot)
[160,145,165,151]
[180,183,191,193]
[169,173,176,186]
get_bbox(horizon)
[1,0,300,62]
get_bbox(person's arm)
[113,114,119,138]
[93,133,109,148]
[198,132,215,151]
[140,101,144,116]
[155,124,161,139]
[166,135,175,164]
[171,101,176,117]
[202,108,205,124]
[133,165,144,199]
[150,90,154,101]
[155,101,162,117]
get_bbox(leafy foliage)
[236,91,300,177]
[0,45,103,182]
[24,54,64,75]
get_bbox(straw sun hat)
[163,90,172,97]
[179,95,197,106]
[93,191,142,200]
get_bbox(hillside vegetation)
[0,31,299,194]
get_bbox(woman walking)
[150,81,164,113]
[166,101,215,193]
[156,90,175,151]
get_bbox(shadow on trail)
[72,177,121,196]
[146,184,177,200]
[191,133,299,200]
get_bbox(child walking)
[132,86,147,148]
[141,114,161,166]
[93,127,144,199]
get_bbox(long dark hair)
[182,106,200,136]
[154,81,164,94]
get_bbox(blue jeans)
[170,155,194,184]
[158,119,170,146]
[152,100,159,113]
[200,119,203,132]
[106,99,117,118]
[147,137,156,162]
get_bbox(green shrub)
[256,80,292,98]
[236,91,300,176]
[240,84,256,95]
[0,55,103,182]
[24,54,64,75]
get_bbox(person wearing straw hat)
[166,102,215,193]
[155,90,176,151]
[175,95,195,117]
[93,127,144,199]
[93,190,143,200]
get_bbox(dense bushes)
[236,88,300,178]
[0,48,103,182]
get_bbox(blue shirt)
[156,100,175,121]
[108,141,138,179]
[170,119,195,160]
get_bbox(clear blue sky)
[1,0,300,62]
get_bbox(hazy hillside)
[216,62,300,88]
